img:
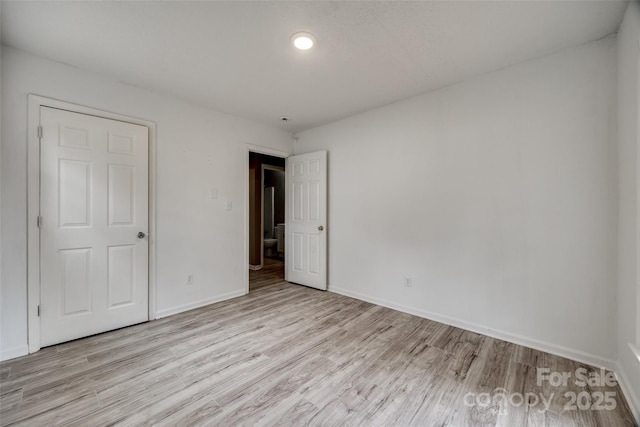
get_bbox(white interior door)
[286,151,327,290]
[39,106,149,347]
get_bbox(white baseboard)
[155,289,246,319]
[615,361,640,424]
[0,345,29,362]
[329,286,617,371]
[249,264,262,271]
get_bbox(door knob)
[137,232,146,239]
[318,225,324,231]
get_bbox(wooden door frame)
[244,145,289,295]
[27,95,158,354]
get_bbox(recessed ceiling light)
[291,32,316,50]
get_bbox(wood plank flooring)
[0,282,636,426]
[249,257,284,291]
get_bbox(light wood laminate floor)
[0,282,636,426]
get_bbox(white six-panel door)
[39,106,149,347]
[286,151,327,290]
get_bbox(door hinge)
[37,125,43,139]
[37,305,41,317]
[37,215,42,228]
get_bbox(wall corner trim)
[154,289,245,319]
[328,286,640,417]
[629,342,640,363]
[0,345,29,362]
[328,286,617,371]
[615,361,640,424]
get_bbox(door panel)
[286,151,327,290]
[59,160,92,227]
[107,244,135,308]
[40,106,149,347]
[108,164,136,225]
[59,248,92,315]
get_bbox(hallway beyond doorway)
[249,258,284,291]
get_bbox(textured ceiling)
[0,1,628,133]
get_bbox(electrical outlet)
[404,276,413,287]
[187,274,194,285]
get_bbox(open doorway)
[249,152,286,291]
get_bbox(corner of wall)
[0,345,29,362]
[615,358,640,424]
[615,0,640,422]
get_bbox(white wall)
[295,37,618,366]
[0,46,293,359]
[616,1,640,420]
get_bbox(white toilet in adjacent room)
[264,238,277,257]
